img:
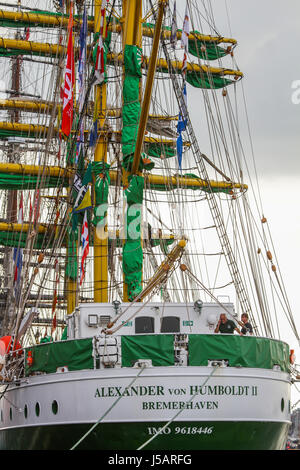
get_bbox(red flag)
[94,1,108,85]
[24,27,30,41]
[61,3,75,137]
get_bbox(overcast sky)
[212,0,300,404]
[174,0,300,404]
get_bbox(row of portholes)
[2,400,59,422]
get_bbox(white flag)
[181,4,190,51]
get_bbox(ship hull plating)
[0,366,291,450]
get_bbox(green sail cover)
[188,334,290,373]
[144,142,176,159]
[186,71,234,89]
[25,338,94,375]
[0,231,46,249]
[123,175,144,301]
[121,44,142,170]
[143,23,230,61]
[0,173,67,190]
[65,225,78,280]
[121,334,174,367]
[155,63,234,90]
[188,34,229,60]
[92,161,110,228]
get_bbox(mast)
[93,0,108,303]
[121,0,143,302]
[1,22,22,334]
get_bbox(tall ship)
[0,0,297,450]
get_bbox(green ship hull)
[0,420,289,450]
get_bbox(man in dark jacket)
[214,314,242,335]
[238,313,253,335]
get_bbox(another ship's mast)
[1,24,22,334]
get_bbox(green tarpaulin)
[144,142,176,159]
[25,338,94,375]
[188,334,290,372]
[0,173,67,190]
[92,161,110,228]
[186,71,234,89]
[65,225,78,280]
[121,44,142,169]
[123,175,144,301]
[121,334,174,367]
[0,231,47,249]
[143,23,230,61]
[188,35,229,60]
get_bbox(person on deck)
[238,313,253,336]
[214,313,242,335]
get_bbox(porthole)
[281,398,285,412]
[35,402,40,417]
[24,404,28,419]
[52,400,58,415]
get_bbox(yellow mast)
[93,0,108,303]
[121,0,143,301]
[65,0,76,315]
[131,0,168,175]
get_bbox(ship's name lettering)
[94,384,258,398]
[142,400,219,410]
[94,385,165,398]
[190,385,256,396]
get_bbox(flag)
[89,120,98,147]
[33,189,40,224]
[176,84,187,170]
[75,125,84,165]
[78,6,87,114]
[181,3,190,51]
[73,189,92,214]
[61,2,75,137]
[80,211,89,286]
[177,83,187,132]
[93,1,108,85]
[72,163,93,213]
[13,195,23,298]
[24,27,30,41]
[94,36,105,86]
[171,1,177,49]
[51,258,59,334]
[176,133,183,170]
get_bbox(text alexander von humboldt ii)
[94,384,258,410]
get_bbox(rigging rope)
[70,363,146,450]
[137,363,220,450]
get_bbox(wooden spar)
[0,100,179,123]
[0,162,248,193]
[137,240,187,302]
[0,8,237,46]
[0,221,175,246]
[0,37,243,79]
